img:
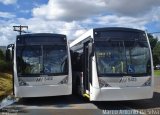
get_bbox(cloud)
[0,0,160,46]
[93,15,147,30]
[17,18,85,39]
[0,25,17,46]
[0,0,17,5]
[32,0,160,22]
[0,11,16,18]
[1,7,160,46]
[0,16,89,46]
[32,0,105,21]
[104,0,160,16]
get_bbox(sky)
[0,0,160,46]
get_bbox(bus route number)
[119,77,137,83]
[36,77,53,82]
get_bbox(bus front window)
[95,41,151,76]
[17,46,42,74]
[43,45,68,74]
[17,45,68,76]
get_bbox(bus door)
[83,41,90,93]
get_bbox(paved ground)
[0,77,160,115]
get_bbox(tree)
[5,49,11,62]
[147,33,158,50]
[153,41,160,65]
[0,49,12,72]
[0,49,5,60]
[147,33,160,66]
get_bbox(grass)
[154,70,160,77]
[0,73,12,97]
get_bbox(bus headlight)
[19,79,29,86]
[58,77,68,84]
[142,77,151,86]
[99,78,111,88]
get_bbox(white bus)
[7,33,72,97]
[70,27,154,101]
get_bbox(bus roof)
[17,33,66,38]
[70,27,145,47]
[16,33,67,45]
[94,27,145,33]
[70,29,93,47]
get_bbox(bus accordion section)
[70,27,154,101]
[7,33,72,97]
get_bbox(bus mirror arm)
[88,42,94,57]
[6,44,14,62]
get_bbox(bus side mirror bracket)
[6,44,14,62]
[88,42,94,57]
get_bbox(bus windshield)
[17,45,68,76]
[95,40,151,77]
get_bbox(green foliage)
[0,60,12,72]
[153,41,160,65]
[0,49,5,60]
[148,33,158,50]
[154,70,160,77]
[5,49,11,62]
[0,49,12,72]
[147,33,159,66]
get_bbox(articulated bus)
[7,33,72,97]
[70,27,154,101]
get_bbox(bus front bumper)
[90,86,153,101]
[14,84,72,97]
